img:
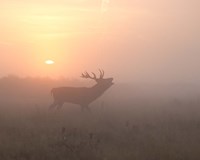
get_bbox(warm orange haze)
[0,0,199,83]
[1,1,200,160]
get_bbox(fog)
[0,0,200,83]
[0,1,200,159]
[1,74,200,159]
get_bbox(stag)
[49,70,114,110]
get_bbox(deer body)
[49,70,113,110]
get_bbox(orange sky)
[0,0,200,83]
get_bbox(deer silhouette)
[49,70,114,110]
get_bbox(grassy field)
[0,98,200,160]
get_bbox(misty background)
[1,1,200,159]
[0,75,200,109]
[0,0,200,107]
[0,0,199,84]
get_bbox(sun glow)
[45,60,55,65]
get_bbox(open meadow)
[0,80,200,160]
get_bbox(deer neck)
[91,83,109,96]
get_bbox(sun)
[45,60,55,65]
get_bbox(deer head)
[81,69,114,88]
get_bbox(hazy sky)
[0,0,199,83]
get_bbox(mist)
[0,0,200,159]
[0,0,200,84]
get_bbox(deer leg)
[86,106,91,112]
[49,101,58,110]
[57,102,64,110]
[81,106,84,112]
[81,105,91,112]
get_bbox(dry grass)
[0,99,200,160]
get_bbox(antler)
[81,70,105,81]
[99,69,104,79]
[81,72,97,80]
